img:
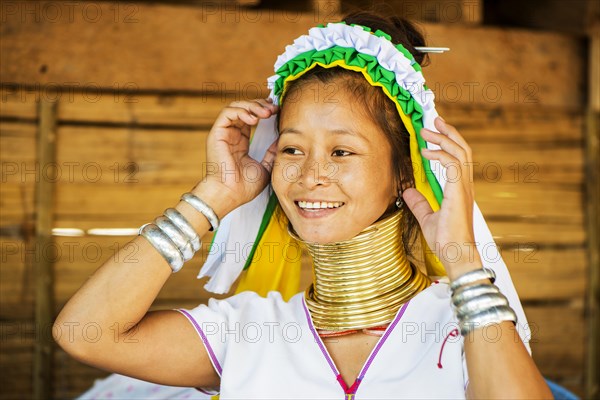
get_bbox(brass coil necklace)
[289,209,431,332]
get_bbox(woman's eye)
[332,149,352,157]
[282,147,302,155]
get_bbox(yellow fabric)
[235,207,302,300]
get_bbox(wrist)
[446,257,485,282]
[190,181,239,220]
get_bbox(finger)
[421,148,462,173]
[434,117,472,160]
[402,188,434,226]
[421,128,468,164]
[254,98,279,113]
[261,139,279,173]
[421,148,474,193]
[230,100,277,119]
[237,123,252,144]
[220,107,259,128]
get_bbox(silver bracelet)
[452,283,500,307]
[459,306,518,336]
[154,216,195,261]
[450,267,496,292]
[139,223,185,273]
[181,192,220,231]
[163,208,201,252]
[456,292,509,319]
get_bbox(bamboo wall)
[0,1,591,398]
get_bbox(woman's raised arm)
[404,117,552,399]
[52,99,279,388]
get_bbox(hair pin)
[414,46,450,53]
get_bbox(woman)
[55,12,552,399]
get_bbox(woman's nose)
[298,153,332,188]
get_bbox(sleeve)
[174,291,262,395]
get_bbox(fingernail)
[438,116,446,123]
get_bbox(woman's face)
[272,80,397,244]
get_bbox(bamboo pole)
[33,99,57,400]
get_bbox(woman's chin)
[292,226,358,244]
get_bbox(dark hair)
[276,12,427,260]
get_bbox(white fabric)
[198,113,278,293]
[76,373,212,400]
[176,279,532,399]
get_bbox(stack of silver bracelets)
[450,268,518,336]
[138,192,220,273]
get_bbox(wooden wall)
[0,1,590,398]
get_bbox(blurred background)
[1,0,598,398]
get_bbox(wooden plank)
[51,235,217,304]
[0,2,584,108]
[506,248,587,301]
[51,216,586,248]
[56,126,208,184]
[342,0,482,24]
[0,124,572,186]
[474,181,582,221]
[0,236,35,319]
[58,93,233,126]
[470,143,583,185]
[0,321,34,399]
[33,100,56,400]
[0,122,37,228]
[0,183,35,227]
[487,220,585,247]
[50,181,588,221]
[585,3,600,396]
[1,89,582,137]
[436,104,584,143]
[526,303,585,397]
[0,122,37,172]
[424,24,584,109]
[0,86,38,120]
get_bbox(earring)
[395,189,404,209]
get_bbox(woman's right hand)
[198,98,279,214]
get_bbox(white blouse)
[176,278,521,399]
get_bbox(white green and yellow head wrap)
[197,21,531,349]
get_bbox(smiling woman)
[54,10,553,400]
[274,78,398,244]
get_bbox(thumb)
[260,139,279,174]
[402,187,434,227]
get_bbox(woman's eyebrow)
[279,127,366,140]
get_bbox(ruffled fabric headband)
[196,21,531,346]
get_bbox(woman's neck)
[289,209,431,331]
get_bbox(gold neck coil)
[288,209,431,331]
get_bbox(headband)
[196,22,531,349]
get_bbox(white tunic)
[176,278,515,399]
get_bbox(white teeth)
[297,201,344,209]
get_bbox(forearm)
[464,321,552,399]
[53,183,235,344]
[442,256,552,399]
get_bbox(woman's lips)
[294,201,344,219]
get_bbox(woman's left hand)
[402,117,482,280]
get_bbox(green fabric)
[273,44,443,204]
[243,191,280,270]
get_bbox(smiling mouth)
[295,201,345,210]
